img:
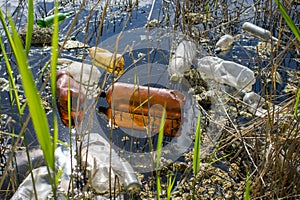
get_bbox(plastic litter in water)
[242,22,278,42]
[103,82,186,137]
[81,133,141,194]
[215,34,234,52]
[37,13,70,28]
[196,56,256,92]
[168,40,197,81]
[243,92,281,118]
[56,70,85,127]
[89,47,125,77]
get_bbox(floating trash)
[101,82,186,137]
[243,92,281,118]
[59,40,89,50]
[9,133,141,199]
[81,133,141,194]
[37,13,70,28]
[56,70,85,127]
[10,166,61,200]
[242,22,278,42]
[215,34,234,53]
[196,56,256,91]
[89,47,124,77]
[168,40,197,81]
[57,58,102,97]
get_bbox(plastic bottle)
[101,82,186,137]
[196,56,256,91]
[89,47,125,77]
[81,133,141,194]
[243,92,281,117]
[215,34,234,52]
[168,40,197,81]
[56,70,85,127]
[242,22,278,42]
[37,13,70,28]
[243,92,266,115]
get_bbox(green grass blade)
[0,9,55,170]
[275,0,300,42]
[0,36,22,115]
[51,0,60,156]
[166,173,176,200]
[193,114,201,175]
[156,106,166,169]
[294,87,300,119]
[156,107,166,200]
[25,0,34,55]
[244,172,251,200]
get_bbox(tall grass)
[155,107,166,200]
[192,114,201,200]
[0,0,60,197]
[274,0,300,42]
[0,0,299,199]
[274,0,300,120]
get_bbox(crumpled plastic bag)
[10,166,66,200]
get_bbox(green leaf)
[0,36,22,116]
[193,114,201,175]
[25,0,34,55]
[275,0,300,42]
[156,107,166,200]
[50,1,60,156]
[0,9,54,170]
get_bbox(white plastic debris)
[10,166,67,200]
[81,133,141,194]
[243,92,281,118]
[242,22,278,42]
[168,40,197,81]
[215,34,234,52]
[243,92,266,116]
[196,56,256,91]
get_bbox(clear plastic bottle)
[81,133,141,194]
[196,56,256,91]
[168,40,197,81]
[89,47,125,77]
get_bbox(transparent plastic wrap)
[196,56,256,91]
[10,166,67,200]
